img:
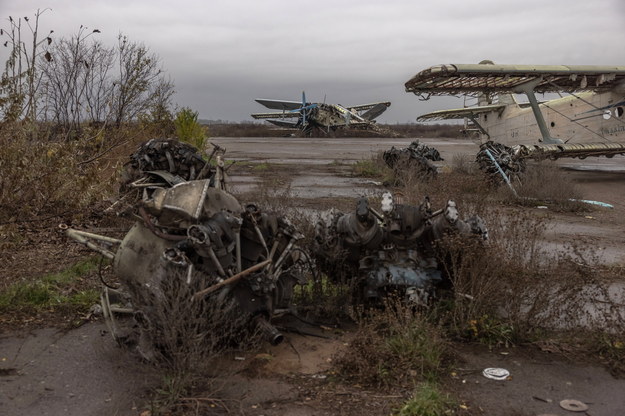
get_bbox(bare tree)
[39,26,101,133]
[2,11,175,133]
[83,40,115,124]
[111,34,164,127]
[0,9,53,122]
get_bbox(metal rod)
[514,79,562,145]
[66,229,121,259]
[207,246,226,277]
[484,149,518,197]
[193,259,272,300]
[273,239,296,273]
[254,224,269,256]
[235,230,242,273]
[66,229,122,245]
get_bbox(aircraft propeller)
[289,91,317,129]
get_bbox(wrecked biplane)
[67,139,306,351]
[405,61,625,181]
[313,193,487,306]
[251,91,391,136]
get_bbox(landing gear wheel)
[476,141,526,185]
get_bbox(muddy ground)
[1,137,624,416]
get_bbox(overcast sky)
[2,0,625,123]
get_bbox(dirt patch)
[452,343,625,416]
[3,320,625,416]
[0,322,158,416]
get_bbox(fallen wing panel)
[360,102,391,120]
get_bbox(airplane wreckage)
[67,138,487,352]
[405,62,625,183]
[251,91,394,136]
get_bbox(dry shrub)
[335,298,449,387]
[352,151,393,181]
[514,161,587,211]
[128,267,261,412]
[433,210,547,344]
[434,207,625,351]
[128,267,259,369]
[450,153,479,175]
[391,166,490,217]
[0,123,117,225]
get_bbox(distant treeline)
[204,122,465,138]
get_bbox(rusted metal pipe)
[254,315,284,346]
[66,229,121,260]
[193,259,272,301]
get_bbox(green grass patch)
[395,382,456,416]
[0,256,101,310]
[251,162,272,171]
[352,159,385,178]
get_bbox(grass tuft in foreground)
[335,298,449,387]
[395,382,456,416]
[0,256,101,310]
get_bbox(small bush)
[127,266,261,413]
[450,153,478,175]
[174,107,207,151]
[335,298,449,387]
[514,161,587,211]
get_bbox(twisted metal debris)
[68,138,305,353]
[383,140,444,177]
[313,192,487,306]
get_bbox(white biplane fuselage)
[474,90,625,146]
[407,63,625,159]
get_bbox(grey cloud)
[2,0,624,123]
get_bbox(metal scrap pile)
[313,192,487,305]
[69,139,305,351]
[476,141,526,184]
[383,140,444,177]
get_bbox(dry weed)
[127,267,261,413]
[335,297,449,387]
[514,161,588,211]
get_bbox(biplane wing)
[266,119,299,128]
[255,99,304,111]
[348,101,391,111]
[357,102,392,120]
[250,112,300,120]
[405,64,625,97]
[417,104,506,122]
